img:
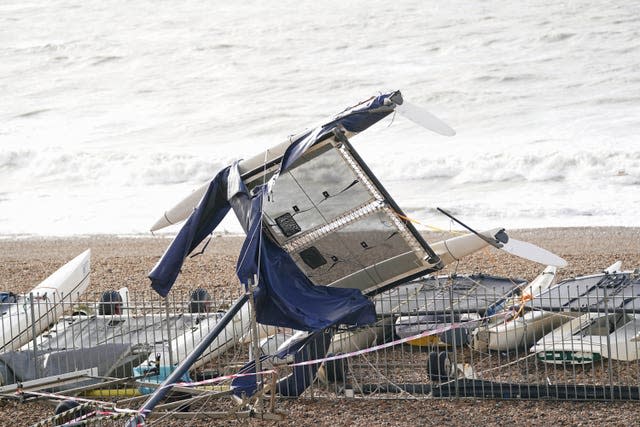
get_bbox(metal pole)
[29,293,39,380]
[248,274,263,398]
[447,279,459,397]
[127,294,248,426]
[164,296,174,368]
[603,284,615,401]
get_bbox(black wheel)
[189,288,212,313]
[98,290,123,315]
[428,351,452,382]
[440,327,471,348]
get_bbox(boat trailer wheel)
[98,290,123,316]
[428,351,452,382]
[189,288,212,313]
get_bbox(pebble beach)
[1,227,639,425]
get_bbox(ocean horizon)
[2,0,639,237]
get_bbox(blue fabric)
[231,330,333,397]
[279,92,395,172]
[279,127,324,172]
[276,329,334,397]
[149,167,231,297]
[236,187,376,331]
[337,92,396,132]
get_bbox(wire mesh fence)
[1,268,640,405]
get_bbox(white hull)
[328,325,380,354]
[482,310,579,352]
[137,296,251,372]
[0,250,91,352]
[150,182,209,232]
[473,266,566,352]
[531,312,640,364]
[150,136,304,232]
[430,229,501,266]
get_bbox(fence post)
[29,292,39,380]
[248,274,263,401]
[602,284,614,401]
[164,295,174,368]
[447,278,459,397]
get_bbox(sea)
[1,0,639,237]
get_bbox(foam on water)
[1,0,639,236]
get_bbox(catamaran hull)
[328,325,380,354]
[0,250,91,352]
[430,230,500,266]
[531,313,640,364]
[134,297,251,378]
[475,310,579,352]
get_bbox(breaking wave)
[369,149,640,186]
[0,148,229,188]
[3,146,637,194]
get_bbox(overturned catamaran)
[131,90,565,423]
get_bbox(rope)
[391,209,468,236]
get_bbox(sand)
[1,227,639,425]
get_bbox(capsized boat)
[0,288,243,387]
[133,90,566,421]
[375,273,526,316]
[529,265,640,313]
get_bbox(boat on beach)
[530,266,640,313]
[531,311,640,364]
[472,262,640,353]
[2,289,253,387]
[524,263,640,364]
[4,91,571,425]
[0,249,91,352]
[472,265,566,352]
[378,273,526,348]
[139,90,566,408]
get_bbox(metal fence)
[1,270,640,406]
